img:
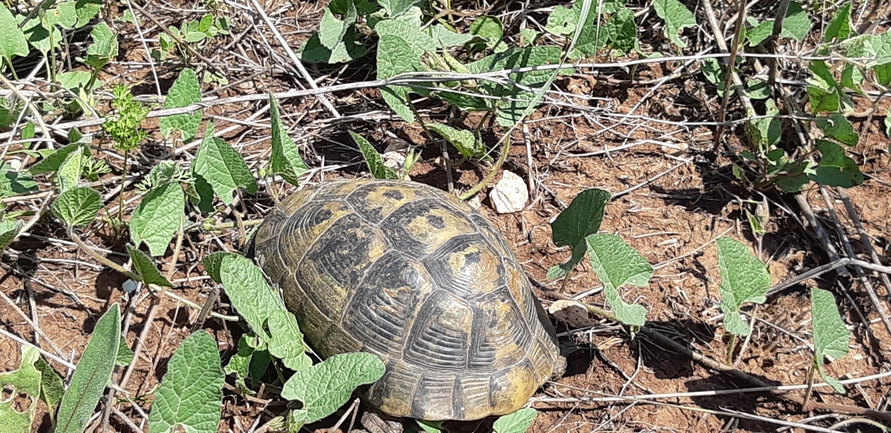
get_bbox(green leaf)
[824,3,851,42]
[545,6,576,36]
[716,238,770,336]
[466,46,571,126]
[130,182,185,256]
[810,287,849,393]
[469,16,503,50]
[0,345,43,433]
[807,86,840,114]
[43,0,77,29]
[746,78,769,99]
[351,132,398,179]
[426,24,475,48]
[160,68,202,141]
[493,408,538,433]
[57,144,86,192]
[83,22,117,70]
[379,0,423,17]
[56,304,121,433]
[299,27,366,63]
[375,19,436,54]
[746,20,773,46]
[427,123,485,160]
[318,2,357,50]
[0,162,37,198]
[780,2,810,41]
[53,187,101,228]
[34,357,64,423]
[31,144,89,175]
[192,122,258,205]
[376,35,422,122]
[268,95,308,186]
[280,353,385,426]
[0,219,23,250]
[116,337,135,367]
[202,251,238,284]
[652,0,696,49]
[148,331,224,433]
[549,188,611,275]
[815,113,859,146]
[128,247,173,287]
[519,28,539,46]
[585,234,651,326]
[23,19,60,56]
[745,98,781,151]
[569,0,606,58]
[220,255,311,371]
[0,5,29,67]
[874,63,891,87]
[551,188,609,245]
[809,140,863,188]
[224,335,270,392]
[75,0,102,27]
[604,7,637,54]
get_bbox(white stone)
[490,170,527,213]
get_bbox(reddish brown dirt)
[2,1,891,432]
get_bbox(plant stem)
[458,135,510,200]
[68,228,141,281]
[802,361,817,409]
[116,149,130,237]
[726,333,737,365]
[407,97,455,192]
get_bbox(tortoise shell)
[251,179,564,421]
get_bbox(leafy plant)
[716,237,770,361]
[56,304,121,433]
[725,2,887,192]
[152,14,230,63]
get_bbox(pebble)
[490,170,527,213]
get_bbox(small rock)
[549,300,594,328]
[381,151,405,171]
[490,171,527,213]
[465,194,481,210]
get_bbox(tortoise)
[250,179,565,421]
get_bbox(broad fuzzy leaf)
[549,188,611,276]
[192,122,258,204]
[56,304,121,433]
[281,353,385,426]
[148,331,224,433]
[493,408,538,433]
[351,132,398,179]
[810,287,850,393]
[268,95,308,186]
[219,255,311,371]
[585,234,651,326]
[53,187,101,228]
[130,182,185,257]
[716,238,770,336]
[160,68,202,141]
[127,247,172,287]
[652,0,696,49]
[0,4,29,65]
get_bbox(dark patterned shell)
[251,179,564,421]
